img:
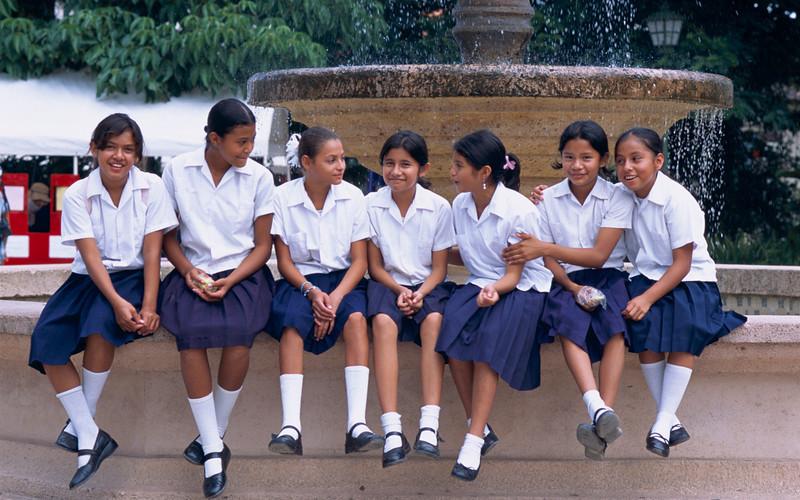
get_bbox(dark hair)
[551,120,612,179]
[298,126,340,163]
[453,129,521,191]
[205,98,256,143]
[90,113,144,160]
[615,127,664,156]
[379,130,432,189]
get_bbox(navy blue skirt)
[626,275,747,356]
[159,266,275,351]
[366,280,454,346]
[542,268,629,363]
[29,270,148,374]
[267,269,367,355]
[436,284,548,391]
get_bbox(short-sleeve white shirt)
[453,182,552,292]
[272,178,369,276]
[367,185,456,286]
[623,172,716,282]
[538,178,633,274]
[162,148,275,275]
[61,167,178,275]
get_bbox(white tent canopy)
[0,72,279,159]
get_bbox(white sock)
[641,359,683,429]
[456,433,484,470]
[57,386,99,468]
[278,374,303,440]
[651,364,692,439]
[64,368,110,437]
[345,366,372,437]
[214,384,241,438]
[466,418,491,437]
[419,405,440,445]
[582,389,609,422]
[188,393,223,477]
[380,412,402,452]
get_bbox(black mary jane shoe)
[382,431,410,468]
[268,425,303,456]
[55,419,78,452]
[344,422,384,454]
[481,423,499,456]
[184,436,231,465]
[669,424,691,446]
[451,461,480,481]
[645,432,670,458]
[68,429,118,489]
[413,427,443,459]
[201,446,231,499]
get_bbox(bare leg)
[343,313,369,367]
[639,350,666,364]
[372,314,399,413]
[667,352,695,369]
[419,313,445,406]
[598,334,625,407]
[449,359,474,418]
[279,328,304,375]
[45,362,81,394]
[561,337,597,394]
[218,346,250,391]
[180,348,212,398]
[82,334,116,373]
[467,362,498,437]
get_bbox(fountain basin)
[248,65,733,198]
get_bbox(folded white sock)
[380,412,402,452]
[419,404,440,445]
[456,433,484,470]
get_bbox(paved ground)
[1,439,799,499]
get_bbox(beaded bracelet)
[299,280,312,294]
[302,285,318,298]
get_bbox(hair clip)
[503,155,516,170]
[285,133,302,168]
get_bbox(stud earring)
[482,181,487,190]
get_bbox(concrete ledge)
[2,439,799,499]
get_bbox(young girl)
[366,131,455,467]
[614,127,746,458]
[28,113,177,489]
[266,126,383,457]
[502,121,633,460]
[438,129,552,481]
[159,98,275,498]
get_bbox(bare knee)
[372,314,397,344]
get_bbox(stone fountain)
[248,0,732,198]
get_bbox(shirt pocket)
[286,232,311,262]
[416,224,435,267]
[547,221,565,244]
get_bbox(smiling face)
[302,138,346,186]
[615,135,664,198]
[561,138,606,191]
[449,151,487,194]
[91,129,139,185]
[381,147,428,195]
[209,124,256,168]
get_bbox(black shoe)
[576,423,606,461]
[451,461,480,481]
[646,432,670,458]
[184,436,231,465]
[413,426,442,459]
[55,419,78,452]
[68,429,118,489]
[201,447,230,499]
[669,424,691,446]
[268,425,303,456]
[344,423,384,454]
[593,409,623,444]
[382,431,410,468]
[481,423,499,456]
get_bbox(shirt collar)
[642,171,670,206]
[371,185,435,211]
[85,166,148,199]
[286,178,354,214]
[183,147,254,177]
[551,177,611,201]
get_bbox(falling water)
[665,108,726,236]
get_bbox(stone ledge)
[2,299,795,345]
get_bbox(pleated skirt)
[29,270,147,374]
[626,275,747,356]
[436,284,548,391]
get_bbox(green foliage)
[709,231,800,265]
[0,0,16,18]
